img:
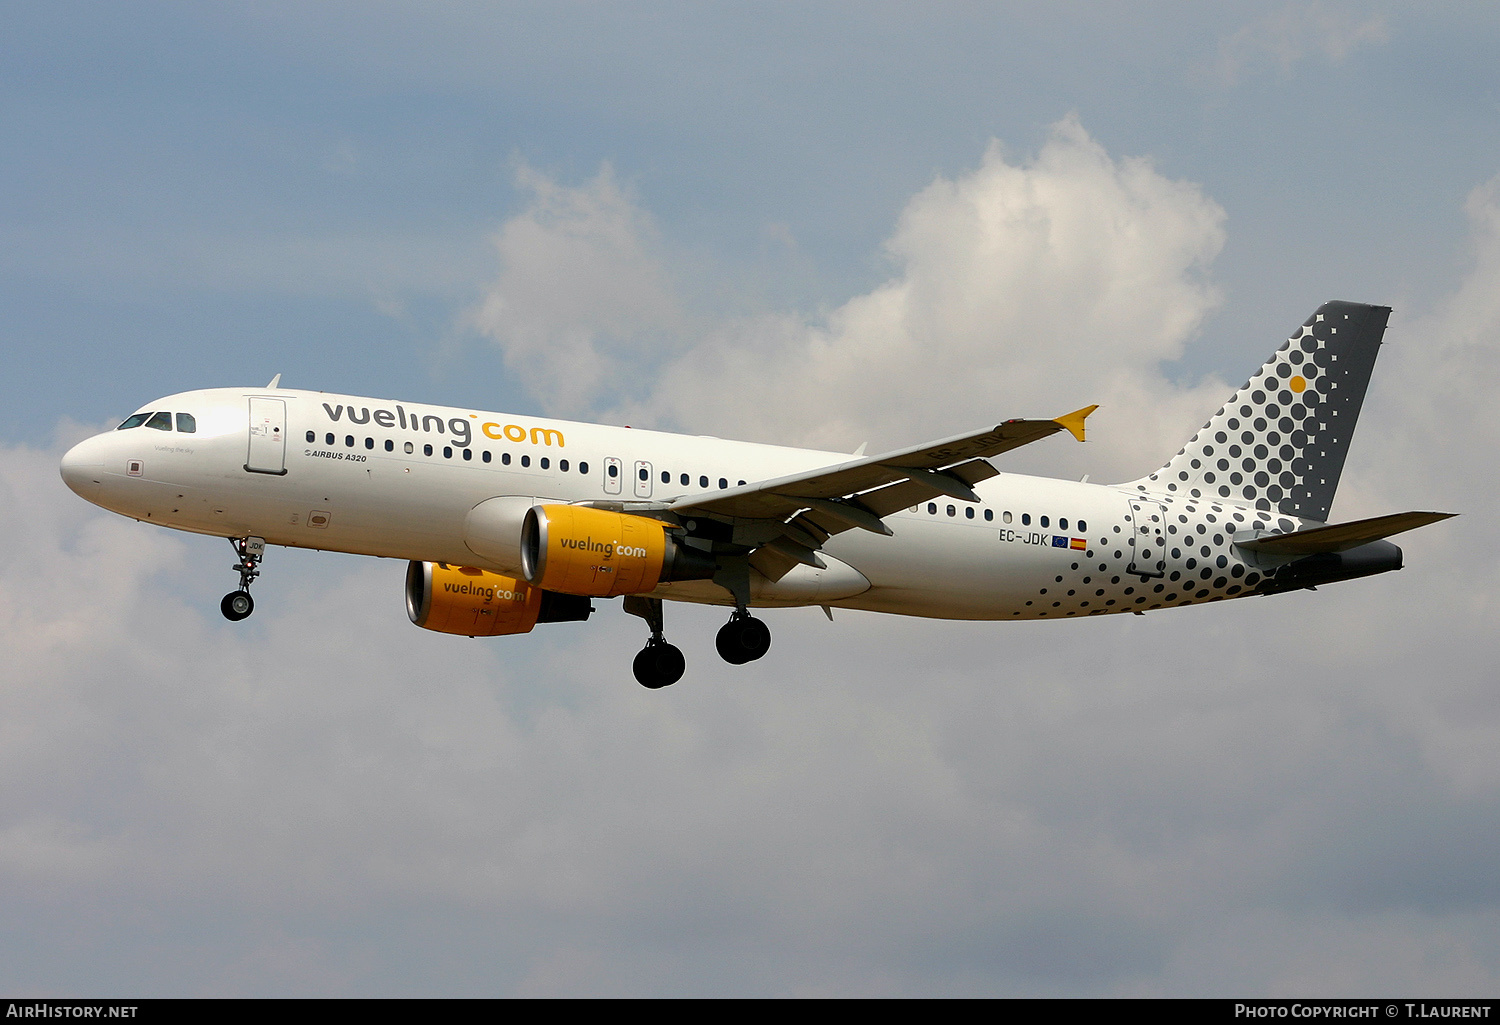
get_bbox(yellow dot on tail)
[1289,375,1307,393]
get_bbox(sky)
[2,1,1499,997]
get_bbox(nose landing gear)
[220,536,264,622]
[715,611,771,665]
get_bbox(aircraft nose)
[59,436,106,499]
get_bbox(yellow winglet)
[1053,405,1098,443]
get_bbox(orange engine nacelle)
[520,504,714,598]
[405,562,592,637]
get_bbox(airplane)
[60,301,1454,688]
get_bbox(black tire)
[716,615,771,664]
[633,642,685,688]
[220,590,254,621]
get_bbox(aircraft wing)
[1233,510,1457,557]
[665,407,1096,560]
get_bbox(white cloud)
[468,163,687,417]
[643,116,1229,481]
[1209,3,1390,85]
[476,117,1232,482]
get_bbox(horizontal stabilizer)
[1235,510,1456,557]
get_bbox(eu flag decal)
[1052,535,1068,548]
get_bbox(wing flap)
[670,408,1094,526]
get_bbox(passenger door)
[245,397,287,475]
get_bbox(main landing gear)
[715,611,771,665]
[623,597,773,688]
[220,536,264,622]
[624,596,685,689]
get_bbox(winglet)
[1054,405,1098,443]
[266,374,282,389]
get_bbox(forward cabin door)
[1128,498,1166,577]
[245,397,287,475]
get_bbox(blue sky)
[8,2,1497,435]
[3,2,1500,996]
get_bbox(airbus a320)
[61,301,1453,688]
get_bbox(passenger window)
[386,440,395,452]
[365,437,374,450]
[146,411,172,431]
[116,413,151,430]
[661,470,670,484]
[560,459,569,472]
[984,509,993,522]
[521,455,530,468]
[540,457,549,469]
[345,435,354,448]
[946,505,956,517]
[965,507,974,519]
[444,446,453,458]
[462,449,472,461]
[1059,518,1068,530]
[928,503,937,514]
[502,453,511,465]
[481,450,490,462]
[1003,511,1012,524]
[306,431,315,443]
[579,461,589,474]
[680,473,689,485]
[423,444,433,456]
[175,413,196,433]
[1040,515,1049,528]
[404,441,414,454]
[1021,513,1030,526]
[326,433,335,445]
[718,478,728,489]
[1078,519,1087,532]
[699,476,709,488]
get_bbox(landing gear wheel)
[633,641,686,689]
[221,536,265,622]
[716,614,771,665]
[221,590,254,621]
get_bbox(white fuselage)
[61,387,1304,621]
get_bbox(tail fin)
[1130,301,1390,522]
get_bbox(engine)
[405,561,592,636]
[520,504,716,597]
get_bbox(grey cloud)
[9,146,1500,996]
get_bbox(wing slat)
[668,408,1095,529]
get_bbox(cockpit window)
[117,413,151,430]
[175,413,196,433]
[145,411,173,431]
